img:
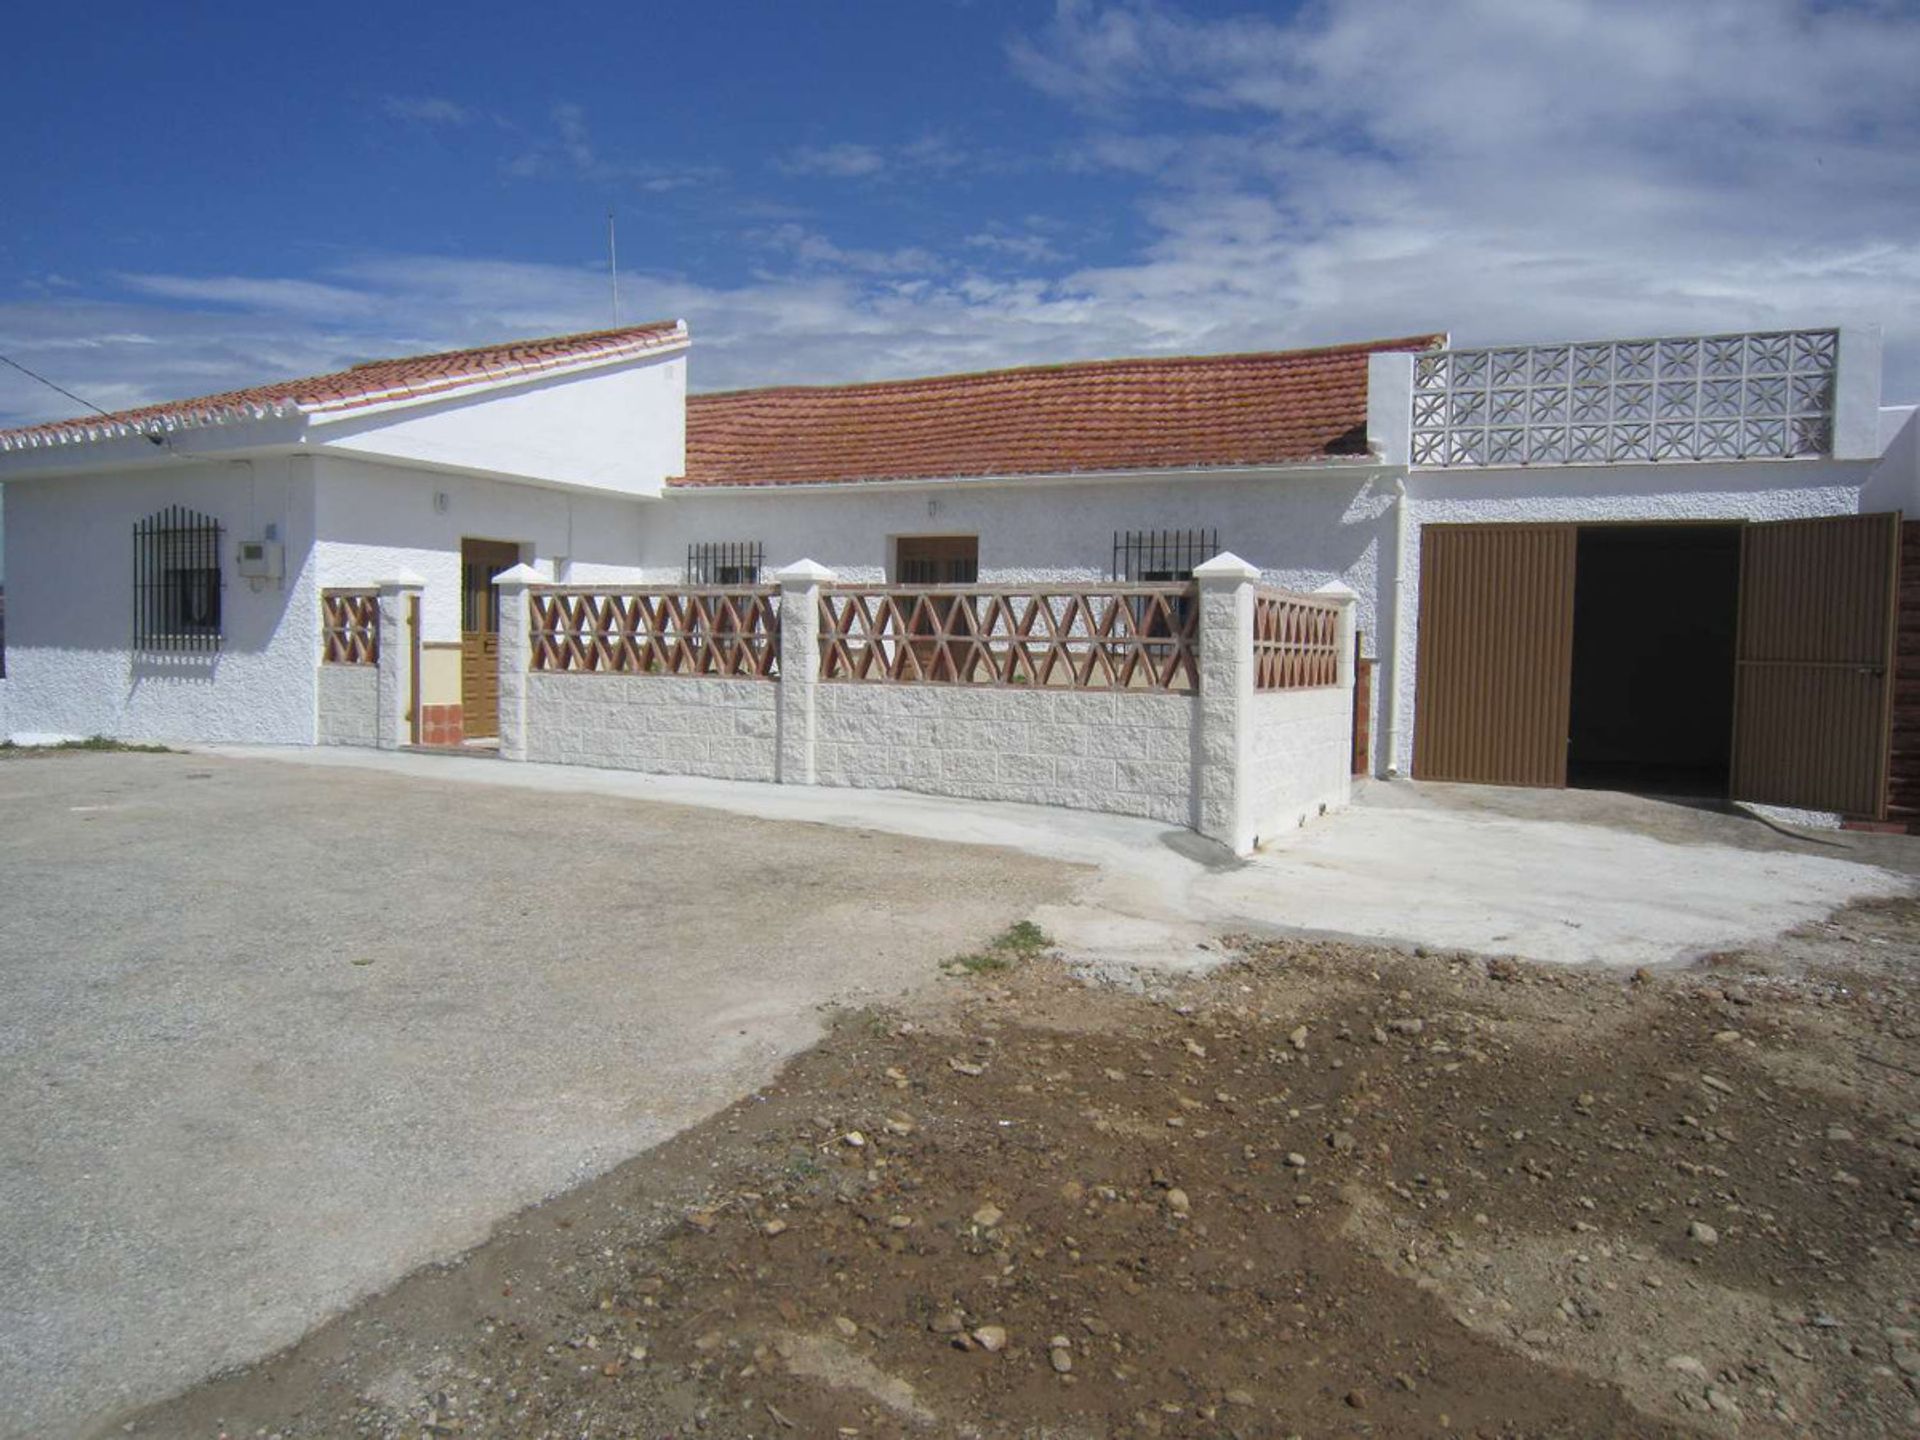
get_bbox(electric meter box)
[236,540,284,580]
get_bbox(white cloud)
[964,230,1065,265]
[113,273,379,320]
[504,102,725,191]
[778,143,888,178]
[5,1,1920,425]
[776,134,976,180]
[382,96,472,126]
[1010,0,1920,387]
[751,224,948,277]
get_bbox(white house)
[0,322,688,746]
[2,318,1915,841]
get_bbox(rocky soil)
[119,900,1920,1439]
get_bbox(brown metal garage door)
[1413,524,1577,786]
[1731,513,1901,818]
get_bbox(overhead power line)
[0,351,122,420]
[0,351,164,443]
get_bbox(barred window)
[1113,529,1215,648]
[134,505,224,651]
[685,540,764,586]
[1110,528,1220,583]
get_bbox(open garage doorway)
[1567,524,1741,796]
[1413,515,1897,817]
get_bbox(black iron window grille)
[685,540,765,586]
[134,506,224,652]
[1111,528,1220,583]
[1113,529,1216,655]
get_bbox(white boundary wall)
[316,664,378,746]
[813,685,1195,826]
[523,673,777,782]
[499,561,1352,855]
[1248,686,1352,839]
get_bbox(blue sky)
[2,0,1918,426]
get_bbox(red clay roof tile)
[677,334,1442,488]
[0,321,686,450]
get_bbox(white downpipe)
[1380,476,1412,777]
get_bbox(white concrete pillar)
[774,560,834,784]
[374,572,424,752]
[1366,351,1415,466]
[494,563,544,763]
[1834,325,1884,461]
[1193,551,1260,854]
[1318,579,1361,810]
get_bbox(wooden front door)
[1730,513,1901,818]
[461,539,522,741]
[895,536,979,681]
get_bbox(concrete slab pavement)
[211,744,1916,973]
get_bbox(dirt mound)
[122,903,1920,1438]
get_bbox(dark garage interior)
[1567,523,1742,795]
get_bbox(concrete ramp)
[1197,794,1910,967]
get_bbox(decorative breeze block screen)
[1411,330,1838,467]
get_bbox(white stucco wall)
[0,457,319,744]
[1247,685,1352,843]
[645,468,1392,626]
[523,673,778,781]
[1386,455,1884,775]
[312,456,650,647]
[813,684,1196,826]
[316,663,378,746]
[1862,408,1920,516]
[312,350,687,498]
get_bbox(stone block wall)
[497,564,1352,855]
[1246,684,1353,843]
[813,684,1195,825]
[524,672,777,782]
[316,664,378,746]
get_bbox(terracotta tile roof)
[0,321,687,451]
[678,334,1443,488]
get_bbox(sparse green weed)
[943,919,1054,976]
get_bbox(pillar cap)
[493,563,546,587]
[774,558,836,585]
[375,569,426,590]
[1192,551,1260,582]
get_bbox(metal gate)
[1731,513,1900,818]
[1413,524,1578,786]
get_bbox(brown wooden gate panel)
[1413,524,1577,786]
[1731,513,1900,818]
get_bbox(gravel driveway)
[0,751,1075,1439]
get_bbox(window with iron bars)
[1112,529,1217,652]
[134,505,224,652]
[1110,528,1220,583]
[685,540,764,586]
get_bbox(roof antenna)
[607,210,620,326]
